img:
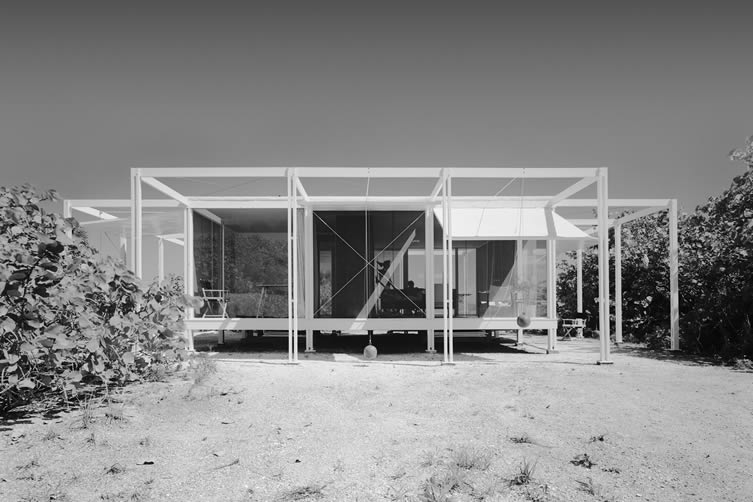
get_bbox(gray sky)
[1,1,751,213]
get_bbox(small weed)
[190,355,217,384]
[99,491,145,501]
[105,463,126,475]
[105,404,126,424]
[16,458,39,471]
[86,432,96,445]
[420,465,466,502]
[76,394,98,429]
[450,446,492,471]
[275,484,326,501]
[144,363,169,382]
[510,435,532,444]
[139,436,152,447]
[332,458,345,474]
[510,458,538,486]
[43,428,60,441]
[524,483,550,502]
[589,434,606,443]
[576,477,615,501]
[420,448,443,468]
[571,453,596,469]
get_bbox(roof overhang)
[433,207,595,241]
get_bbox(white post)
[183,207,195,351]
[576,245,584,338]
[158,237,165,285]
[516,239,524,344]
[447,171,454,364]
[669,199,680,351]
[221,223,225,291]
[305,205,315,352]
[287,169,294,363]
[615,223,623,344]
[130,169,143,277]
[442,174,447,362]
[425,208,436,353]
[292,169,299,363]
[597,168,612,364]
[63,200,72,219]
[547,239,557,352]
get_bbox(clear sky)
[1,1,751,214]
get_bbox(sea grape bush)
[557,167,753,359]
[1,184,196,412]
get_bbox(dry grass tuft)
[450,446,492,471]
[510,458,538,486]
[275,484,326,501]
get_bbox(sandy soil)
[1,336,752,502]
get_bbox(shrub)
[1,184,196,412]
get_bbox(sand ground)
[1,336,751,501]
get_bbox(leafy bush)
[557,155,753,360]
[1,184,195,412]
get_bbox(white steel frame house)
[75,166,679,365]
[125,167,631,365]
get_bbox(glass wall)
[314,211,426,318]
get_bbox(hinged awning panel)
[433,207,594,240]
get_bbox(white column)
[292,170,299,363]
[615,223,623,344]
[158,238,165,285]
[447,171,454,364]
[516,239,524,344]
[305,205,315,352]
[63,200,72,219]
[442,170,449,363]
[576,245,583,338]
[183,207,195,351]
[130,169,143,277]
[669,199,680,351]
[287,169,294,363]
[425,208,436,353]
[547,239,557,352]
[597,168,612,363]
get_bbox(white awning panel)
[433,207,594,240]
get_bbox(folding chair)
[201,288,229,318]
[561,316,585,340]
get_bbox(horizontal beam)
[67,199,180,208]
[141,177,190,206]
[546,177,597,207]
[135,166,603,179]
[555,198,671,208]
[615,206,666,226]
[194,208,222,224]
[71,206,119,220]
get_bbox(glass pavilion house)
[125,167,679,364]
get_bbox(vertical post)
[221,223,225,291]
[669,199,680,351]
[287,169,293,363]
[63,200,72,219]
[183,207,195,351]
[292,169,299,363]
[615,222,623,344]
[547,238,557,352]
[441,169,448,363]
[597,168,612,364]
[119,228,128,265]
[305,205,315,352]
[447,170,454,364]
[130,169,143,277]
[576,244,584,338]
[158,237,165,285]
[516,239,524,344]
[425,207,436,353]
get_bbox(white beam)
[183,206,195,351]
[555,198,672,208]
[547,239,557,352]
[67,199,181,208]
[304,206,315,352]
[295,177,310,201]
[425,208,436,353]
[130,169,143,278]
[448,171,454,363]
[615,223,623,344]
[429,176,444,200]
[576,245,583,338]
[614,206,666,226]
[141,176,190,206]
[669,199,680,351]
[546,177,597,207]
[597,168,612,363]
[138,167,288,178]
[194,208,222,224]
[72,206,119,220]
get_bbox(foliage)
[557,145,753,359]
[1,184,195,412]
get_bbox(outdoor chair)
[201,288,229,318]
[561,314,586,340]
